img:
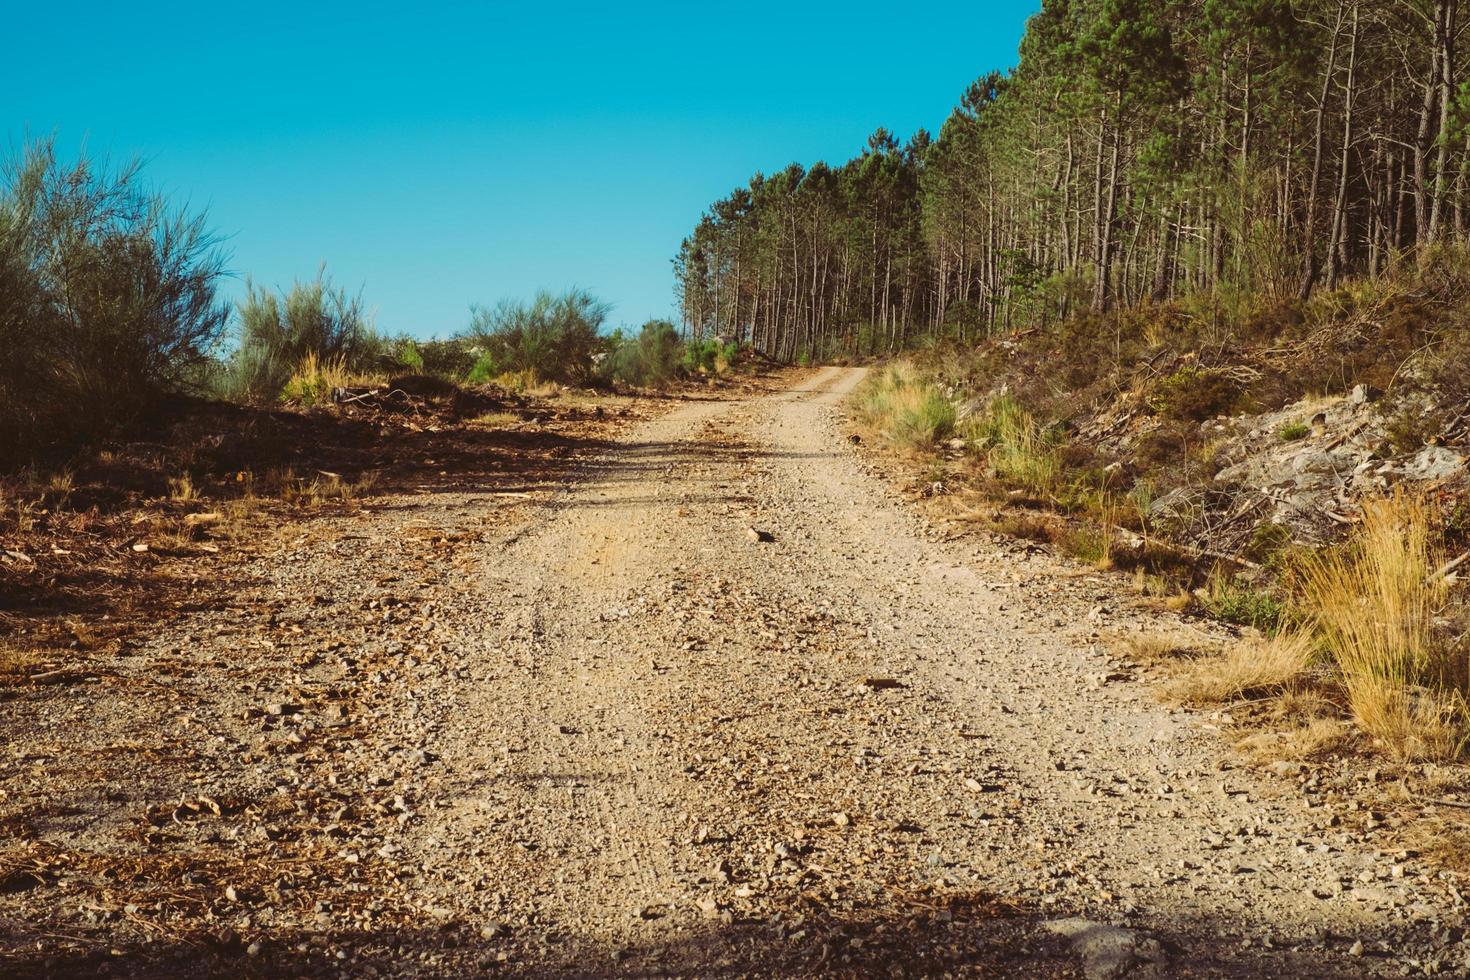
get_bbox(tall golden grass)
[1164,493,1468,760]
[1295,492,1466,760]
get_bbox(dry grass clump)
[988,511,1054,542]
[855,363,957,449]
[167,473,200,502]
[281,352,386,406]
[1059,513,1116,570]
[6,495,39,534]
[1235,714,1350,763]
[1397,764,1470,871]
[275,468,376,507]
[0,641,41,679]
[1151,493,1469,762]
[1129,567,1195,610]
[1110,631,1207,667]
[1164,630,1314,706]
[1294,492,1467,760]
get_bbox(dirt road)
[6,367,1465,977]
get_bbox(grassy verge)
[854,364,957,449]
[854,358,1470,764]
[1171,494,1469,760]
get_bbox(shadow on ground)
[0,882,1430,979]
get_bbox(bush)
[0,140,229,462]
[396,338,425,373]
[1150,366,1242,421]
[1201,572,1285,632]
[367,336,475,381]
[279,351,385,406]
[855,363,956,448]
[466,351,497,385]
[224,270,375,401]
[682,336,739,375]
[417,339,476,380]
[605,320,683,386]
[463,288,608,386]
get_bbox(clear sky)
[8,2,1036,338]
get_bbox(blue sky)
[8,2,1036,338]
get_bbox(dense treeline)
[677,0,1470,359]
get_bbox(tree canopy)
[677,0,1470,359]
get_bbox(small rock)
[1402,446,1465,482]
[746,527,774,543]
[1348,939,1364,957]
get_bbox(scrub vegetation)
[789,0,1470,768]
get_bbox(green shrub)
[1060,523,1113,566]
[606,320,684,385]
[463,288,608,386]
[971,394,1062,493]
[1150,366,1242,421]
[1202,573,1285,633]
[0,139,229,463]
[681,336,739,375]
[1244,522,1293,563]
[1384,403,1438,454]
[417,338,476,380]
[893,386,957,446]
[466,351,498,384]
[396,338,425,373]
[223,270,375,402]
[1277,421,1310,441]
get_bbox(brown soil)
[0,369,1464,978]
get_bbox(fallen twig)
[1431,550,1470,583]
